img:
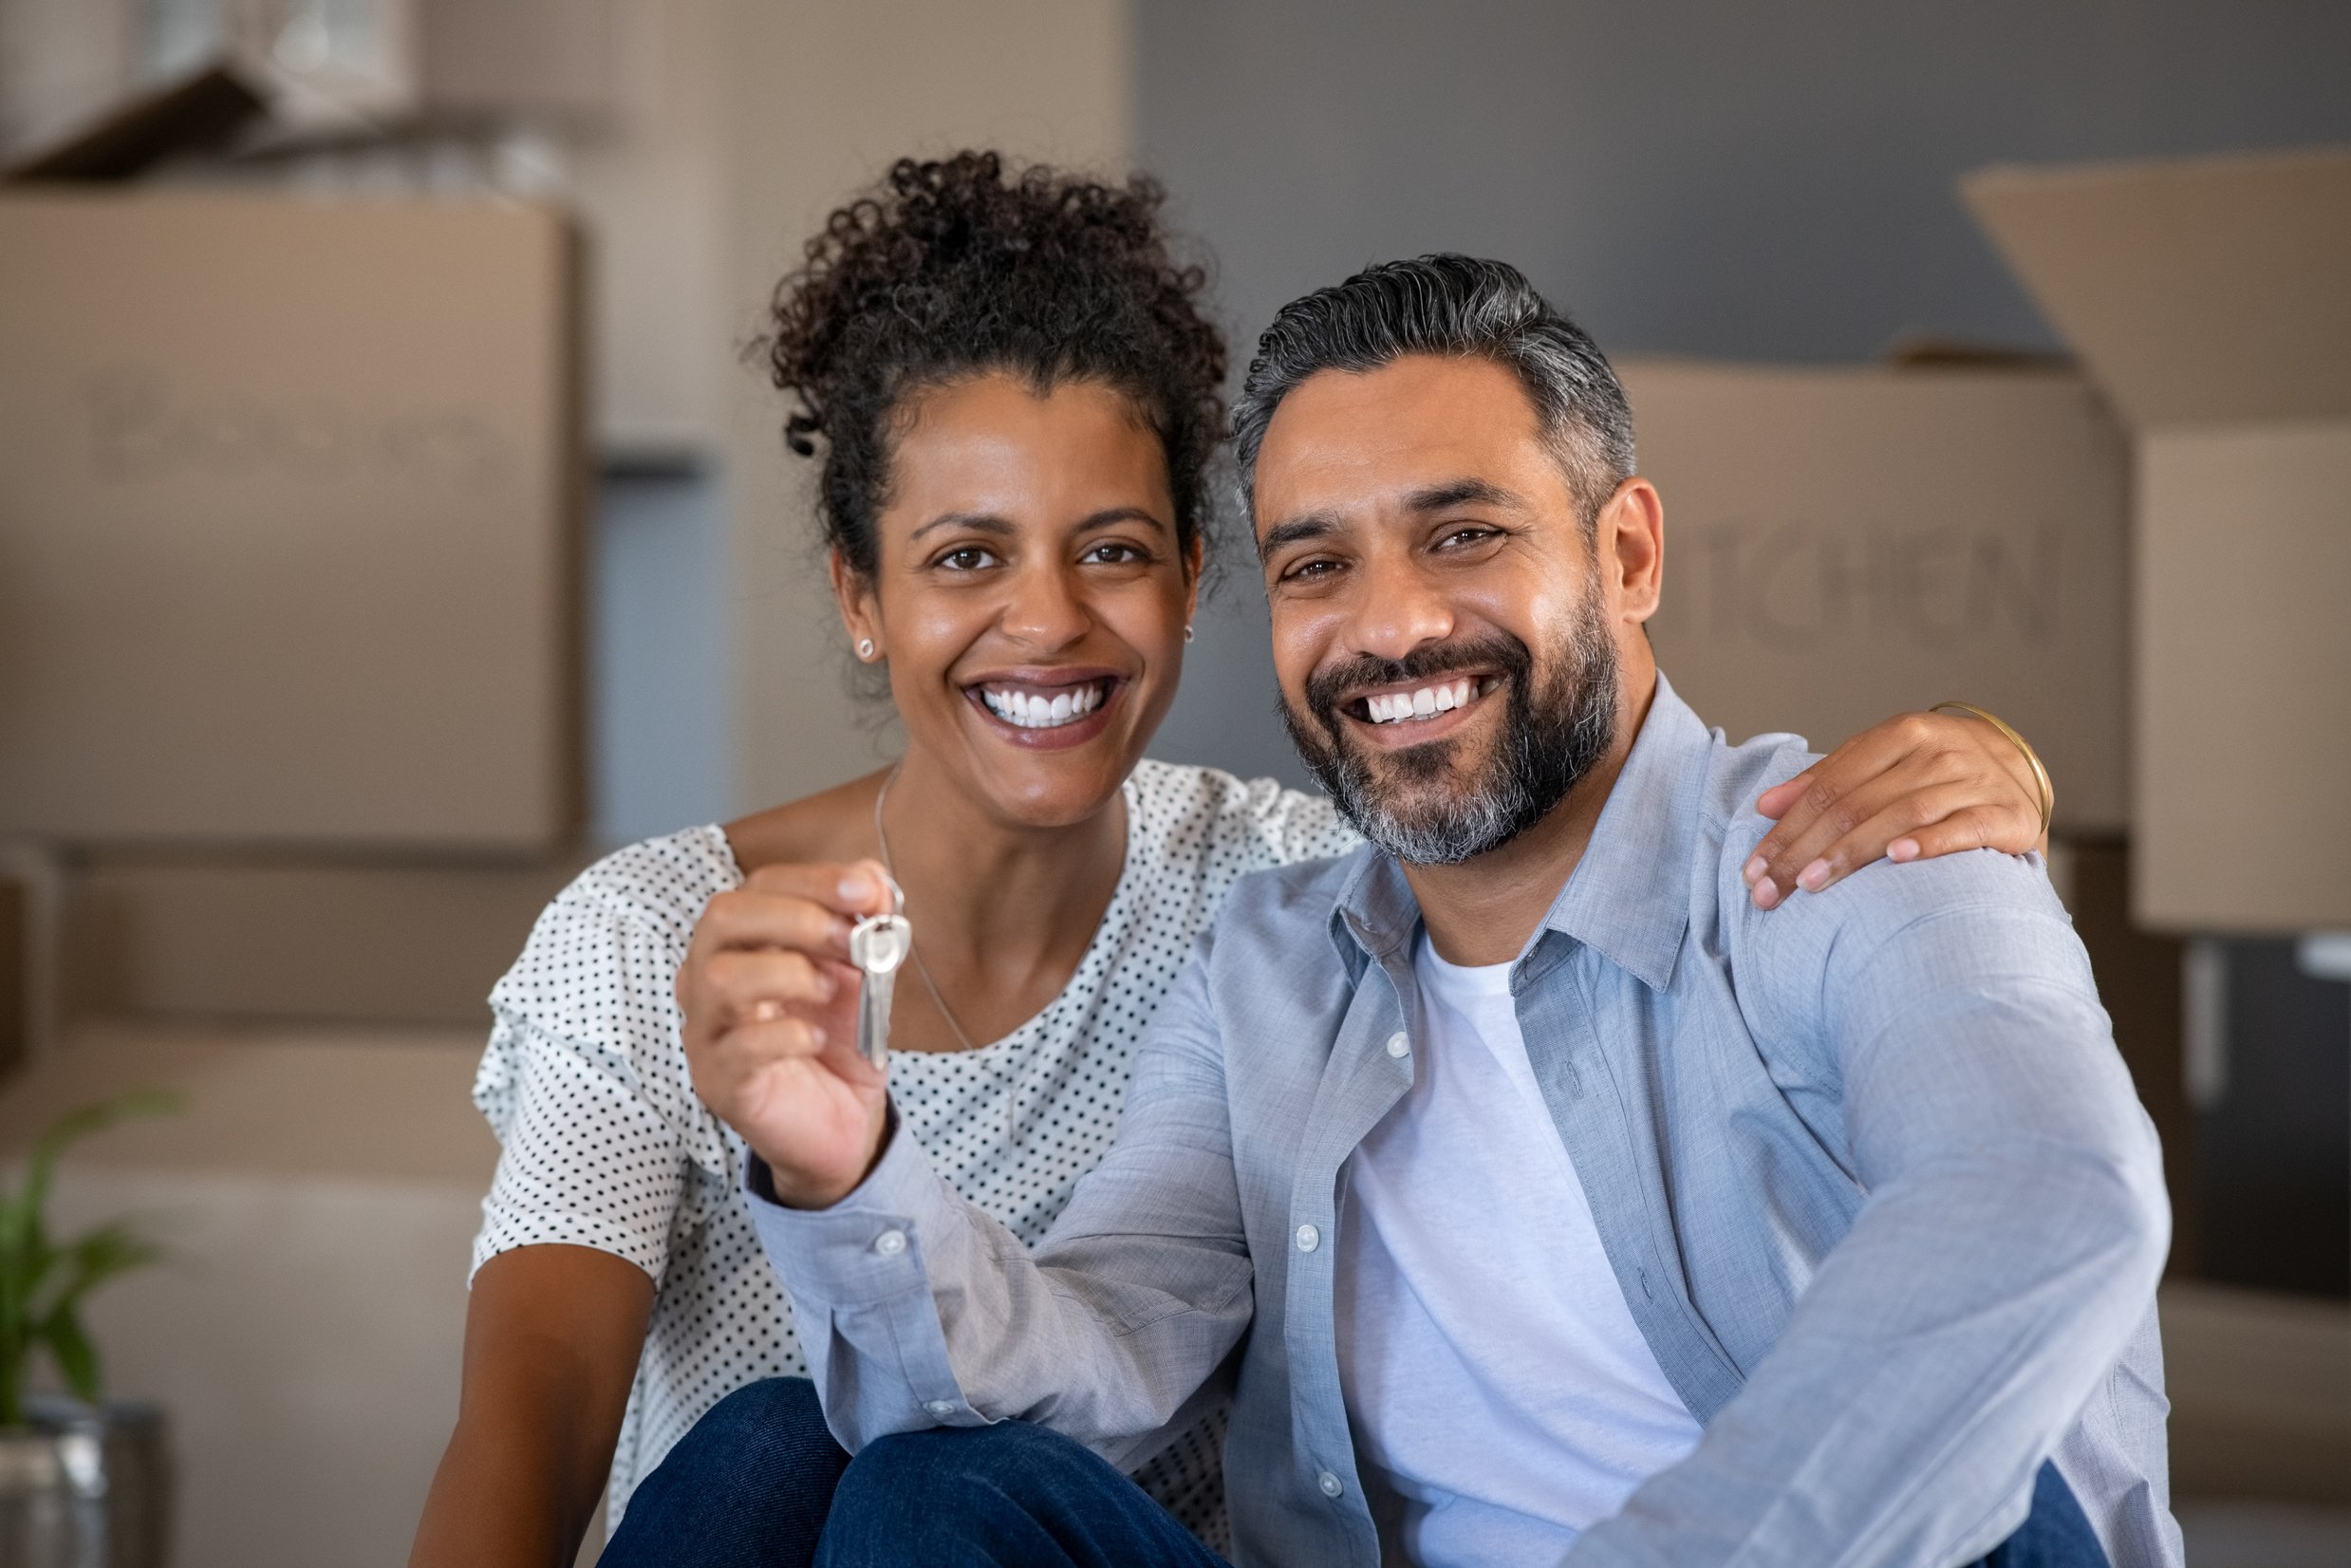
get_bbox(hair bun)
[761,150,1225,579]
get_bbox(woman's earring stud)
[1183,625,1195,644]
[856,638,876,660]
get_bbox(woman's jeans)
[600,1375,2111,1568]
[599,1378,850,1568]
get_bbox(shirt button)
[874,1228,908,1257]
[1295,1223,1320,1253]
[1385,1031,1409,1058]
[924,1399,956,1418]
[1318,1469,1343,1498]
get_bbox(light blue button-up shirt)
[751,674,2180,1567]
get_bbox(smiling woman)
[826,373,1194,817]
[407,154,2063,1568]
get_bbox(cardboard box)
[1625,359,2131,831]
[2159,1279,2351,1505]
[0,873,23,1073]
[2051,839,2195,1273]
[0,193,583,849]
[61,851,590,1026]
[416,0,621,128]
[1966,149,2351,931]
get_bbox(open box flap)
[1963,148,2351,429]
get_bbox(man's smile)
[1340,671,1504,748]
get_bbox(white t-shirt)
[1335,932,1705,1566]
[469,760,1357,1538]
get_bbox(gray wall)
[1137,0,2351,787]
[592,470,733,845]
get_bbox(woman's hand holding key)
[680,859,900,1208]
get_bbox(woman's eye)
[1081,541,1149,565]
[937,546,999,571]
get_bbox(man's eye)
[938,547,999,571]
[1435,525,1498,551]
[1281,557,1341,583]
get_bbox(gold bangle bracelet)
[1930,701,2054,836]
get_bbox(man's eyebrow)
[1406,477,1526,513]
[1256,480,1526,558]
[1257,513,1339,558]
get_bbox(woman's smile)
[965,669,1129,748]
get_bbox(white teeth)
[1366,678,1483,724]
[980,681,1105,729]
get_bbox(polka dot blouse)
[470,760,1360,1540]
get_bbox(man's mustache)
[1301,633,1535,737]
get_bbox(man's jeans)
[602,1375,2111,1568]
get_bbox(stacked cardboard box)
[1635,145,2349,919]
[1632,358,2131,832]
[1966,148,2351,934]
[59,852,589,1026]
[1639,148,2351,1275]
[0,191,587,1032]
[0,875,23,1068]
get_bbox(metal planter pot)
[0,1402,169,1568]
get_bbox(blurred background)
[0,2,2344,1564]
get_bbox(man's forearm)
[751,1105,1253,1466]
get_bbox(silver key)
[848,899,912,1072]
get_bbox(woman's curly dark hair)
[765,151,1227,579]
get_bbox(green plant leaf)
[16,1208,53,1304]
[22,1091,180,1234]
[0,1090,177,1421]
[0,1175,31,1328]
[40,1307,99,1406]
[31,1223,162,1325]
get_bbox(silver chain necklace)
[871,765,980,1054]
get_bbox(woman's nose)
[999,563,1091,650]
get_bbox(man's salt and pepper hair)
[1230,253,1636,534]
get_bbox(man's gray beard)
[1282,582,1622,867]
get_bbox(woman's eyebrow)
[1072,506,1170,536]
[909,511,1015,543]
[908,507,1166,544]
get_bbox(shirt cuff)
[740,1112,961,1315]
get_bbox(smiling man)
[723,257,2178,1568]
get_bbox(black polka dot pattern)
[470,760,1359,1541]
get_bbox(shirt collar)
[1327,671,1709,993]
